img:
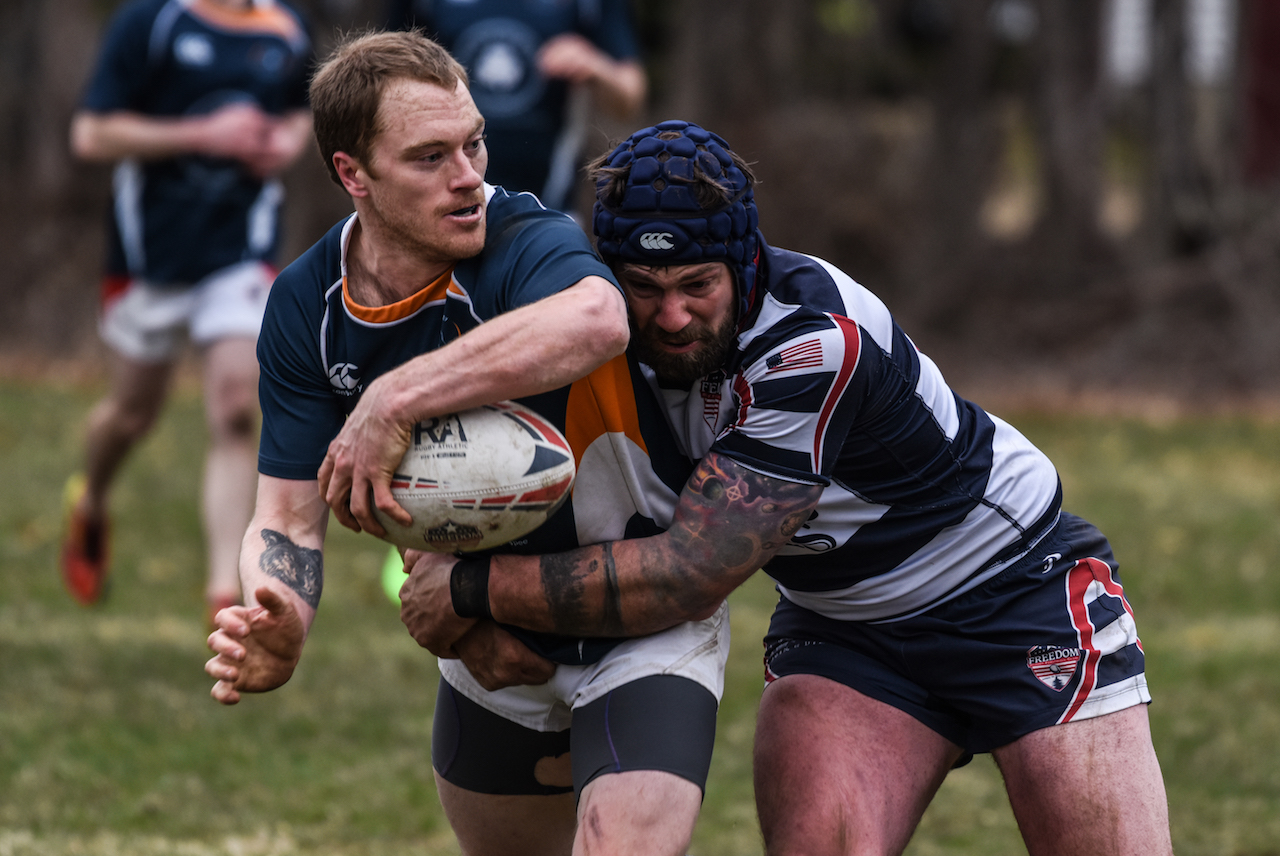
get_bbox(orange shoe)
[60,474,111,605]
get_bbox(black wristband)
[450,556,492,620]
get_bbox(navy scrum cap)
[593,119,760,317]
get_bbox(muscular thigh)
[992,705,1172,856]
[763,513,1152,756]
[754,674,962,856]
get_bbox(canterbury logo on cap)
[639,231,675,251]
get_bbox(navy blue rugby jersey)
[387,0,640,211]
[646,237,1063,623]
[258,185,694,663]
[81,0,312,283]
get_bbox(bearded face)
[630,306,737,386]
[617,262,739,387]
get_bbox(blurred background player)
[387,0,647,216]
[61,0,313,624]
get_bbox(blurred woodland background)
[4,0,1280,409]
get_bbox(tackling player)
[394,121,1176,855]
[204,33,724,856]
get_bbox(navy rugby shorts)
[762,512,1151,756]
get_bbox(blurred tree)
[6,0,1280,398]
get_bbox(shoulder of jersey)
[272,219,346,295]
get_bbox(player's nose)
[655,293,693,332]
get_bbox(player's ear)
[333,151,370,197]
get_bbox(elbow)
[599,286,631,357]
[576,279,630,360]
[685,597,724,622]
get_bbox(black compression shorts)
[432,674,718,800]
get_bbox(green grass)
[2,376,1279,855]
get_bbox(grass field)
[2,374,1279,855]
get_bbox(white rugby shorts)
[100,260,273,362]
[438,602,731,732]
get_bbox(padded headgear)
[593,120,760,317]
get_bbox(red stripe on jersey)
[733,370,753,431]
[812,315,862,472]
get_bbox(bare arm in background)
[537,33,647,119]
[71,104,312,179]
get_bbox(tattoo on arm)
[537,541,625,635]
[534,453,822,636]
[600,542,623,632]
[259,529,323,609]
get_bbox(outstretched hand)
[205,586,306,705]
[317,375,412,537]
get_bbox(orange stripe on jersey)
[342,267,455,324]
[186,0,304,41]
[564,355,648,467]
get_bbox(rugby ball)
[374,401,576,553]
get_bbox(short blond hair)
[310,29,469,184]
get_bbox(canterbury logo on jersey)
[328,362,360,393]
[639,232,675,251]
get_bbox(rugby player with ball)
[205,31,724,856]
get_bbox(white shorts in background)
[100,261,274,362]
[438,602,731,732]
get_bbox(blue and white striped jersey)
[645,237,1062,622]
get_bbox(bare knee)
[93,388,164,443]
[204,373,258,442]
[202,339,260,443]
[211,400,257,442]
[575,771,701,856]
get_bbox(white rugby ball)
[374,401,576,553]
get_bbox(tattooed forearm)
[525,453,822,637]
[674,454,824,574]
[539,551,590,629]
[538,542,625,635]
[600,542,623,633]
[259,529,323,609]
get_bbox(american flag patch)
[765,339,824,372]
